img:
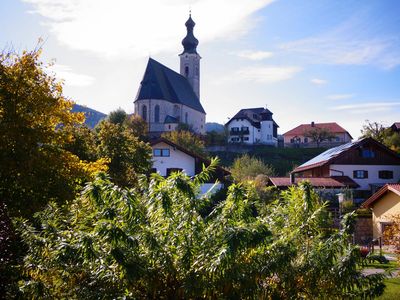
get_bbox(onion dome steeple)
[181,13,199,54]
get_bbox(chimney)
[311,121,315,127]
[290,173,295,185]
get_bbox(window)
[142,105,147,121]
[231,137,240,142]
[360,148,375,158]
[185,66,189,77]
[153,148,170,157]
[353,170,368,179]
[185,112,188,124]
[304,137,308,143]
[150,168,157,174]
[336,137,340,142]
[379,170,393,179]
[154,105,160,123]
[232,127,239,132]
[167,168,182,176]
[243,137,249,141]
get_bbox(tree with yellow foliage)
[0,48,107,217]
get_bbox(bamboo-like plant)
[16,162,385,299]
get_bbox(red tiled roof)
[283,122,351,137]
[362,184,400,208]
[268,176,359,188]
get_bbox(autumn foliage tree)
[0,48,107,217]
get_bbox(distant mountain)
[205,122,225,133]
[72,104,107,128]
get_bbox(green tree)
[230,154,274,182]
[360,120,388,143]
[161,130,207,157]
[96,120,152,187]
[0,48,106,217]
[205,130,227,146]
[124,113,148,141]
[17,173,385,299]
[107,108,128,125]
[64,124,98,162]
[304,127,336,147]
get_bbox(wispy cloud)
[23,0,275,59]
[231,65,302,83]
[327,94,355,100]
[234,50,273,60]
[280,14,400,70]
[48,64,95,87]
[331,102,400,114]
[310,78,327,85]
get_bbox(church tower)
[179,13,201,98]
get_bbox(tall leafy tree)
[96,120,152,187]
[0,48,106,217]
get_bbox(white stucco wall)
[135,99,205,134]
[329,164,400,190]
[260,120,277,146]
[226,119,259,144]
[151,142,196,176]
[180,53,201,99]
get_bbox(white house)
[134,14,206,135]
[150,138,230,194]
[225,107,279,146]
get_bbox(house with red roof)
[362,184,400,240]
[283,122,352,148]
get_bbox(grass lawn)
[377,277,400,300]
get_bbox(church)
[134,14,206,135]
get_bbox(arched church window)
[185,66,189,77]
[142,105,147,121]
[154,105,160,123]
[185,112,188,124]
[174,105,180,119]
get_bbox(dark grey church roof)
[135,58,205,114]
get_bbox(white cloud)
[234,50,273,60]
[280,15,400,70]
[331,102,400,114]
[327,94,355,100]
[23,0,275,59]
[232,65,301,83]
[310,78,327,85]
[48,64,95,87]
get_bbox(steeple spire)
[181,13,199,54]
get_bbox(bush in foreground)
[16,163,384,299]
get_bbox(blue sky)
[1,0,400,138]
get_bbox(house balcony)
[230,129,250,135]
